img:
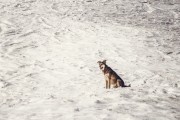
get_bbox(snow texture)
[0,0,180,120]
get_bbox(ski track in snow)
[0,0,180,120]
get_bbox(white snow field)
[0,0,180,120]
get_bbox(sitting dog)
[97,60,130,89]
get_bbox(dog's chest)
[104,73,110,80]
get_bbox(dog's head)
[97,60,107,71]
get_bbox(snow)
[0,0,180,120]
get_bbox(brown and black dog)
[98,60,130,89]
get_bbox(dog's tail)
[123,84,131,87]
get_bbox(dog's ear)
[97,61,101,64]
[102,60,106,64]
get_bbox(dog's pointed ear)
[97,61,101,64]
[102,60,106,64]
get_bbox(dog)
[97,60,130,89]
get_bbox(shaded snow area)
[0,0,180,120]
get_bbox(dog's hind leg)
[117,79,131,87]
[117,79,124,87]
[117,81,120,87]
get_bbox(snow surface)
[0,0,180,120]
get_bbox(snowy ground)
[0,0,180,120]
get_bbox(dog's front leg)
[108,79,111,89]
[106,80,108,89]
[105,76,107,89]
